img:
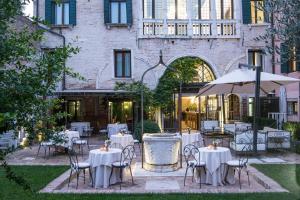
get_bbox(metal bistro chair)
[225,144,251,189]
[36,140,54,159]
[192,138,206,148]
[183,144,206,188]
[110,142,124,150]
[109,145,135,189]
[71,136,89,157]
[67,149,93,189]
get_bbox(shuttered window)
[104,0,132,25]
[45,0,76,26]
[242,0,251,24]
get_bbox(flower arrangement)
[104,140,111,151]
[187,127,191,134]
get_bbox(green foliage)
[255,0,300,63]
[134,120,161,141]
[0,0,81,191]
[283,122,300,141]
[253,164,300,198]
[115,81,154,112]
[242,116,277,129]
[153,57,200,111]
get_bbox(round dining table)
[196,147,234,186]
[181,132,203,149]
[89,148,122,188]
[110,134,133,148]
[107,123,128,138]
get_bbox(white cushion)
[226,160,246,167]
[74,140,87,145]
[41,141,53,146]
[133,139,139,143]
[77,162,90,168]
[188,160,205,167]
[112,161,129,167]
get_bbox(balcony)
[140,19,240,39]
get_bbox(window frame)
[250,0,265,24]
[53,1,70,25]
[110,0,127,24]
[248,49,264,68]
[287,101,298,115]
[114,50,132,78]
[217,0,234,20]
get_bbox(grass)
[0,165,299,200]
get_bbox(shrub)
[242,116,277,129]
[283,122,300,141]
[134,120,161,141]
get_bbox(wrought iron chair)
[71,136,89,157]
[192,138,206,148]
[225,144,251,189]
[110,142,124,150]
[67,149,93,189]
[109,145,135,189]
[36,141,54,159]
[183,144,206,188]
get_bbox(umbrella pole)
[253,66,262,153]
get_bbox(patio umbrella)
[198,68,300,96]
[197,67,300,153]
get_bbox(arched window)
[193,62,215,83]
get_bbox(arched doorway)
[227,94,240,121]
[158,57,216,131]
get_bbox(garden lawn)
[0,165,299,200]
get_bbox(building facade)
[34,0,279,131]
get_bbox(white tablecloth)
[71,122,90,136]
[107,124,128,138]
[181,132,202,150]
[89,148,122,188]
[196,147,234,186]
[110,134,133,148]
[56,131,80,148]
[64,131,80,147]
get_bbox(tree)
[0,0,81,191]
[257,0,300,62]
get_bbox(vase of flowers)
[104,140,111,151]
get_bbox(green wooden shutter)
[104,0,110,24]
[296,41,300,71]
[281,43,289,73]
[242,0,251,24]
[69,0,77,25]
[45,0,53,24]
[126,0,133,25]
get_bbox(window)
[288,101,298,115]
[216,0,233,19]
[191,0,210,19]
[67,100,81,121]
[110,1,127,24]
[54,2,70,25]
[248,97,254,116]
[248,50,264,67]
[114,50,131,78]
[289,46,297,72]
[250,0,264,24]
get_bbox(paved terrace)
[5,135,300,194]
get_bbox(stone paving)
[4,135,299,194]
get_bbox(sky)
[24,1,33,17]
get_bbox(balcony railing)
[140,19,240,38]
